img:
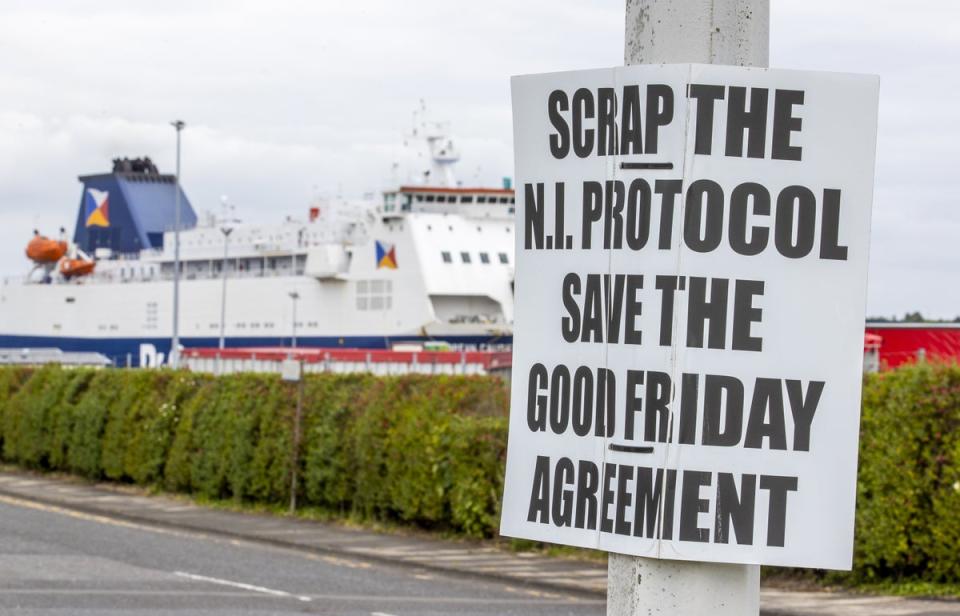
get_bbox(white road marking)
[173,571,312,602]
[371,612,399,616]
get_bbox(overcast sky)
[1,1,957,319]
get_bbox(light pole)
[288,291,300,348]
[217,195,237,362]
[170,119,186,369]
[218,226,233,352]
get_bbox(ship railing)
[182,347,514,379]
[447,314,504,325]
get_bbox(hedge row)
[851,362,960,583]
[0,363,958,583]
[0,367,508,538]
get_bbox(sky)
[0,0,958,319]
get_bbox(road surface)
[0,494,603,615]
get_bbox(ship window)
[460,252,471,264]
[65,297,75,303]
[510,197,516,204]
[425,195,436,203]
[356,278,392,312]
[357,280,368,293]
[479,252,490,264]
[499,252,509,264]
[461,195,474,203]
[441,251,452,263]
[500,197,509,203]
[477,196,486,203]
[416,194,424,202]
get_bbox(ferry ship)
[0,123,516,366]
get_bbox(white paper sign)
[281,358,302,382]
[500,64,879,570]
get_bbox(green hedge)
[0,363,958,583]
[845,362,960,584]
[0,367,507,538]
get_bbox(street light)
[288,291,300,348]
[170,119,186,369]
[217,195,238,361]
[218,226,233,352]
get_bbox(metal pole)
[609,2,769,616]
[170,120,186,369]
[218,226,233,373]
[289,366,304,514]
[289,291,299,348]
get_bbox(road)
[0,495,603,615]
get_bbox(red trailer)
[865,323,960,369]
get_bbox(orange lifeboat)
[26,233,67,263]
[59,258,96,278]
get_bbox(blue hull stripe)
[0,334,512,367]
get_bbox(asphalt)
[0,470,956,615]
[0,488,601,614]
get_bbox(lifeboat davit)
[26,234,67,263]
[59,258,96,278]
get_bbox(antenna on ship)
[410,101,460,188]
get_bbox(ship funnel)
[72,156,196,256]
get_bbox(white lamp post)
[218,226,233,352]
[288,291,300,348]
[170,119,186,368]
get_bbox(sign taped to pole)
[500,64,879,570]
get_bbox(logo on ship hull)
[376,241,397,269]
[84,188,110,227]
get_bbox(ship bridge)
[382,185,515,219]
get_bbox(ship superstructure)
[0,126,515,366]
